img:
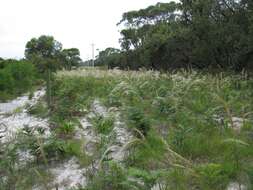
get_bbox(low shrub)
[28,101,48,118]
[196,163,230,190]
[126,107,151,136]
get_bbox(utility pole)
[86,54,89,66]
[91,43,95,67]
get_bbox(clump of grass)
[55,121,76,138]
[12,106,23,114]
[195,163,230,190]
[90,114,114,135]
[125,107,151,137]
[28,101,48,118]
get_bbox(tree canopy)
[95,48,121,68]
[96,0,253,71]
[25,35,63,73]
[25,35,82,72]
[61,48,82,70]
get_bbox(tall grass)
[1,68,252,189]
[52,68,253,189]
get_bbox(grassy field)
[54,68,253,189]
[1,68,253,189]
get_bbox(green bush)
[51,76,113,119]
[55,121,76,137]
[85,162,130,190]
[0,60,37,101]
[0,69,15,96]
[126,107,151,137]
[196,163,230,190]
[91,115,114,135]
[28,101,48,118]
[33,137,84,161]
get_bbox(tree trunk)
[46,69,51,107]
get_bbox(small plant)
[196,163,230,190]
[128,168,157,189]
[28,101,48,118]
[56,121,76,137]
[222,138,250,184]
[172,124,193,149]
[12,106,23,114]
[85,161,131,190]
[126,107,150,137]
[28,91,34,100]
[35,137,64,161]
[91,115,114,135]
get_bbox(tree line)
[2,0,253,74]
[95,0,253,71]
[0,35,82,102]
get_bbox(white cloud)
[0,0,170,60]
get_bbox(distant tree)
[61,48,82,70]
[0,59,21,69]
[0,58,4,69]
[95,48,122,68]
[25,35,63,106]
[118,2,181,70]
[116,0,253,71]
[82,59,93,67]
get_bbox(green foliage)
[0,60,37,101]
[55,121,76,137]
[28,101,48,118]
[171,124,193,150]
[50,69,253,189]
[0,135,52,189]
[128,168,157,189]
[85,162,131,190]
[94,1,253,71]
[61,48,82,70]
[196,163,230,190]
[51,75,115,119]
[62,139,85,159]
[31,137,85,161]
[126,107,150,136]
[91,115,114,135]
[95,48,121,68]
[246,166,253,186]
[25,35,62,73]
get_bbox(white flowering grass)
[53,68,253,189]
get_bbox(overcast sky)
[0,0,170,60]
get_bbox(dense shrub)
[126,107,151,136]
[0,60,37,101]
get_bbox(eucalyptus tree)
[95,48,121,68]
[118,2,184,70]
[116,0,253,71]
[61,48,82,70]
